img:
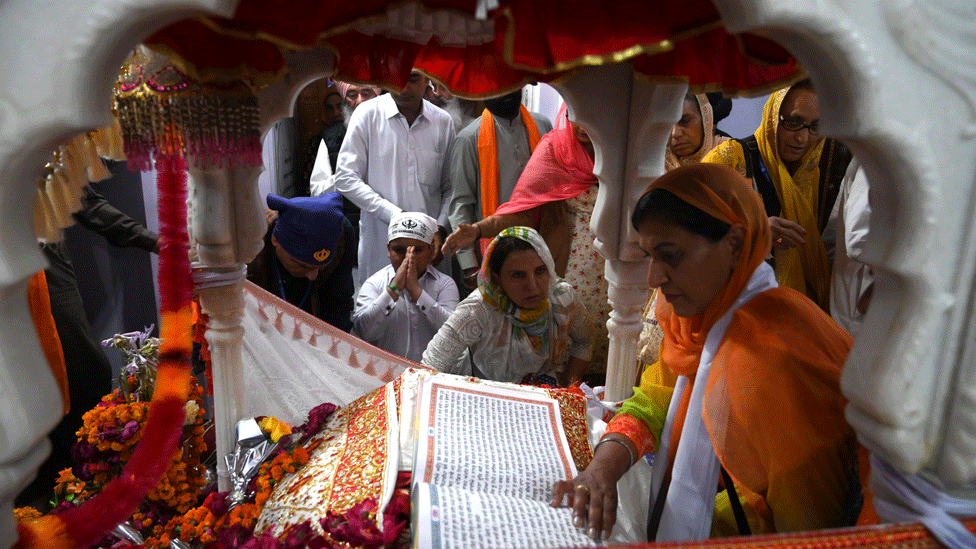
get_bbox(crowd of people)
[272,73,869,388]
[244,71,876,540]
[25,70,870,539]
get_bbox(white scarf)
[650,261,778,542]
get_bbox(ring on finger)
[576,484,589,492]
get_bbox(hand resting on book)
[550,433,637,540]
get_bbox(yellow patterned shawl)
[702,89,829,309]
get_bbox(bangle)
[464,271,479,280]
[387,283,401,296]
[594,436,636,467]
[474,224,482,240]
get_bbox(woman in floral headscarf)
[552,164,868,542]
[422,227,591,386]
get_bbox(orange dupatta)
[28,270,69,413]
[649,164,859,532]
[477,105,542,219]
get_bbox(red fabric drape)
[144,0,799,97]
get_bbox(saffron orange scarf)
[648,164,859,532]
[477,105,542,219]
[28,270,69,413]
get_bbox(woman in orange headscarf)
[639,92,732,388]
[551,164,867,542]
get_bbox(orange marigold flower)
[270,465,284,481]
[292,446,310,463]
[55,468,76,484]
[13,506,42,522]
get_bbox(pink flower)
[320,498,404,549]
[298,403,337,445]
[120,420,141,441]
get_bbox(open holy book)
[411,375,599,549]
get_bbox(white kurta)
[308,139,334,197]
[334,94,456,283]
[829,158,872,338]
[352,264,459,363]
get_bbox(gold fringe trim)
[33,120,126,244]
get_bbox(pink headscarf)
[334,81,381,103]
[494,104,598,219]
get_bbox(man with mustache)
[447,88,552,291]
[334,70,456,286]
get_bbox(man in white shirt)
[353,212,459,363]
[447,89,552,290]
[830,158,873,337]
[334,71,456,284]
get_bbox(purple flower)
[217,525,281,549]
[77,463,95,482]
[280,522,317,549]
[71,441,98,462]
[203,491,230,517]
[320,497,407,549]
[50,500,77,514]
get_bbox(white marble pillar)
[555,64,684,401]
[188,165,264,492]
[188,164,266,490]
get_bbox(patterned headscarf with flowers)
[478,226,575,359]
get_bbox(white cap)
[388,211,437,244]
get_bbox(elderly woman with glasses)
[702,79,852,311]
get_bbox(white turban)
[388,211,437,244]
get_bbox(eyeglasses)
[779,115,819,136]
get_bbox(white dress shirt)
[334,94,456,283]
[352,264,459,363]
[830,158,872,337]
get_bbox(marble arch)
[1,0,974,546]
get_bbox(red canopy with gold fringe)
[145,0,799,97]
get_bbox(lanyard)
[273,255,312,310]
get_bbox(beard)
[341,103,354,125]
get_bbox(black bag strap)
[646,467,752,540]
[736,136,781,219]
[720,466,752,536]
[646,471,669,541]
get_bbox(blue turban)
[267,192,344,266]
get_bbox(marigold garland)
[15,151,195,549]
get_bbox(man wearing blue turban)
[246,192,356,331]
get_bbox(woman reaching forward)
[552,164,867,541]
